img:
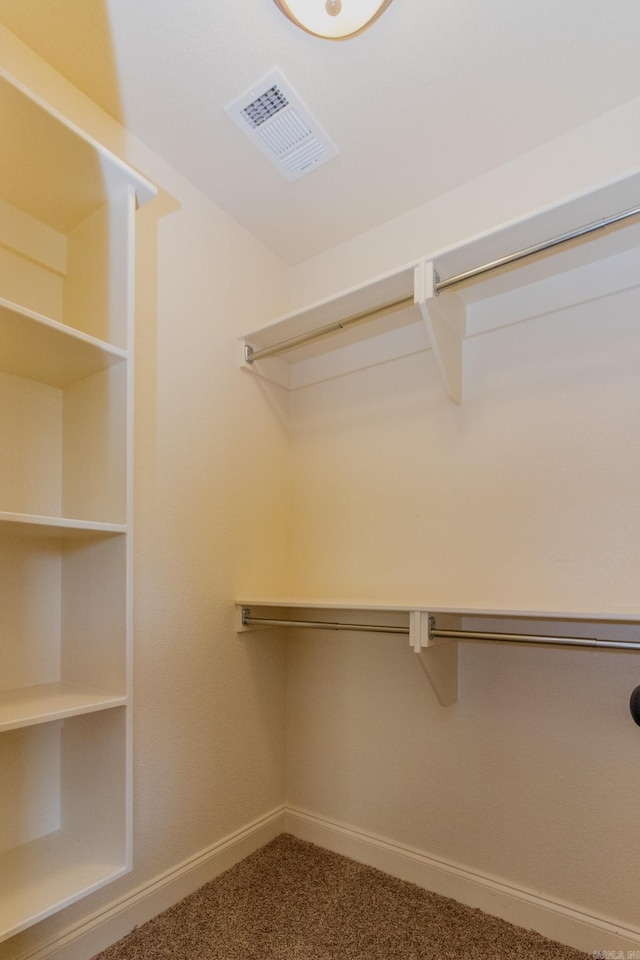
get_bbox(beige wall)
[285,101,640,936]
[285,296,640,927]
[287,293,640,610]
[0,25,291,960]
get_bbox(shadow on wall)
[0,0,126,127]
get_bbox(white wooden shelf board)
[0,512,127,539]
[428,171,640,287]
[0,831,126,942]
[0,683,127,733]
[242,266,417,360]
[0,297,127,388]
[241,169,640,396]
[237,599,640,623]
[0,68,155,233]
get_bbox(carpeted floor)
[93,834,590,959]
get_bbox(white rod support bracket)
[409,610,420,651]
[409,612,457,650]
[409,610,431,651]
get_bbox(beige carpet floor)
[93,834,590,959]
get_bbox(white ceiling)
[1,0,640,264]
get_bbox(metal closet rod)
[430,626,640,651]
[245,203,640,365]
[241,611,640,650]
[242,613,409,635]
[244,295,414,364]
[435,203,640,291]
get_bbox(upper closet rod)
[435,203,640,291]
[241,610,640,650]
[244,295,414,364]
[244,203,640,365]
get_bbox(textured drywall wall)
[287,288,640,611]
[284,284,640,934]
[285,100,640,939]
[0,24,291,960]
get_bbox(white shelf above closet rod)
[243,203,640,366]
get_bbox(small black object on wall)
[630,687,640,726]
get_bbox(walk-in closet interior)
[1,2,640,958]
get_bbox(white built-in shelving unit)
[0,70,155,941]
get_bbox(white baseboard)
[14,806,286,960]
[284,806,640,957]
[14,803,640,960]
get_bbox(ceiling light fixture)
[272,0,394,39]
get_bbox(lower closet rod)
[241,613,408,635]
[242,612,640,650]
[431,627,640,651]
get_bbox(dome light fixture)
[272,0,394,40]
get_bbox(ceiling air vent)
[225,69,339,182]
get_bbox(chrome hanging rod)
[435,203,640,292]
[244,204,640,365]
[244,295,414,365]
[241,610,640,650]
[430,626,640,651]
[241,611,409,635]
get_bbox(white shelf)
[241,266,420,390]
[0,67,154,233]
[242,266,417,360]
[0,682,127,733]
[241,170,640,396]
[0,512,126,538]
[0,830,126,940]
[237,599,640,622]
[0,297,126,388]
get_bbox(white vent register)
[225,69,339,181]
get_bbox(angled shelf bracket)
[414,261,466,405]
[409,611,458,706]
